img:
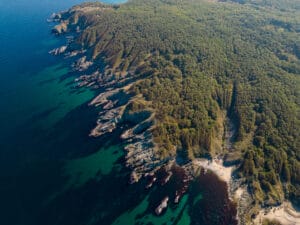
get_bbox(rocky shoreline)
[47,4,288,224]
[48,5,173,187]
[48,28,246,221]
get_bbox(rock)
[124,131,171,185]
[73,56,93,71]
[89,106,125,137]
[49,46,67,55]
[130,171,140,184]
[89,88,120,106]
[161,171,173,185]
[52,21,68,34]
[66,51,79,58]
[174,191,180,203]
[103,101,114,110]
[75,71,100,87]
[90,121,116,137]
[145,175,157,189]
[155,197,169,215]
[121,128,134,140]
[47,12,61,22]
[65,49,86,58]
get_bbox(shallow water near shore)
[0,0,237,225]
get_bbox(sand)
[193,158,233,183]
[254,201,300,225]
[193,159,300,225]
[235,187,245,199]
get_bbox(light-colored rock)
[73,56,93,71]
[161,171,172,186]
[52,21,68,34]
[49,46,67,55]
[89,88,120,106]
[130,171,140,184]
[155,197,169,215]
[47,12,62,22]
[89,106,125,137]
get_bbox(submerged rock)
[155,197,169,215]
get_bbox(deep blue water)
[0,1,123,224]
[0,1,237,225]
[0,0,126,160]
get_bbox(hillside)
[51,0,300,223]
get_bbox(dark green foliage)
[65,0,300,205]
[262,219,282,225]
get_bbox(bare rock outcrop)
[52,21,68,34]
[155,197,169,215]
[49,46,67,55]
[73,56,93,71]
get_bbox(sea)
[0,0,237,224]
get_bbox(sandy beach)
[254,201,300,225]
[193,158,300,225]
[193,158,233,184]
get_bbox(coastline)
[47,3,300,225]
[49,31,246,221]
[192,157,249,224]
[192,158,233,184]
[253,201,300,225]
[48,36,247,225]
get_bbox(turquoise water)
[112,194,190,225]
[0,0,126,224]
[0,1,237,225]
[64,144,124,189]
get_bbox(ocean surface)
[0,0,236,225]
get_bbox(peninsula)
[50,0,300,224]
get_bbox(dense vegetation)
[262,219,282,225]
[62,0,299,209]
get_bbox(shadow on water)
[0,101,95,168]
[188,169,237,225]
[38,77,58,86]
[29,104,63,121]
[43,105,101,158]
[0,93,151,225]
[69,88,90,95]
[145,166,188,216]
[0,99,110,224]
[36,166,149,225]
[0,92,238,225]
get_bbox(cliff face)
[51,0,300,222]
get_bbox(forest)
[58,0,300,211]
